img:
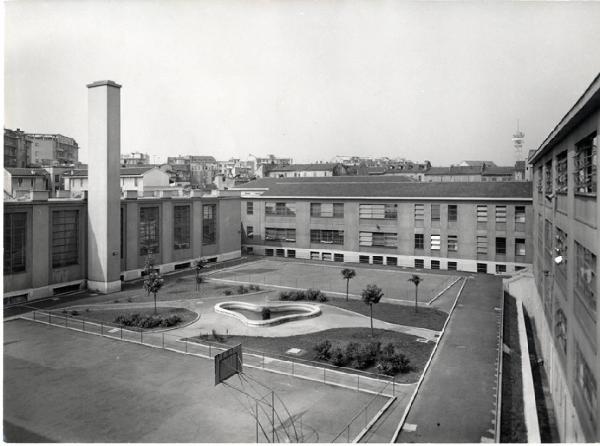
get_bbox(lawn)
[53,306,197,331]
[319,297,448,331]
[191,327,435,383]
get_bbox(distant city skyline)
[5,1,600,166]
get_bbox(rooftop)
[267,163,340,172]
[4,167,49,177]
[63,167,158,177]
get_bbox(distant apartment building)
[237,176,533,274]
[63,166,170,195]
[121,151,150,166]
[4,128,31,168]
[251,155,293,178]
[507,73,599,442]
[4,168,49,198]
[27,133,79,166]
[424,162,525,182]
[265,163,348,178]
[167,155,218,186]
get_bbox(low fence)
[25,310,398,398]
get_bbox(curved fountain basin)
[214,301,321,327]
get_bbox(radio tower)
[512,120,525,162]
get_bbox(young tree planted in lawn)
[408,274,423,313]
[362,284,384,336]
[143,252,164,314]
[195,258,207,292]
[341,268,356,302]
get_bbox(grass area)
[191,327,435,383]
[500,293,527,443]
[55,306,197,331]
[312,297,447,331]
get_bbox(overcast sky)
[4,1,600,166]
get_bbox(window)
[575,344,597,423]
[359,232,397,248]
[495,237,506,255]
[52,210,79,267]
[477,236,488,255]
[515,238,526,257]
[544,160,553,193]
[266,228,296,242]
[430,234,440,250]
[202,204,217,245]
[556,151,568,193]
[265,202,296,216]
[276,249,285,257]
[414,234,424,249]
[310,203,344,218]
[173,206,190,249]
[556,227,568,275]
[536,167,543,193]
[414,259,424,268]
[431,204,440,222]
[495,206,507,223]
[448,204,457,222]
[359,203,397,219]
[496,264,506,273]
[246,202,254,215]
[373,256,383,265]
[386,257,397,266]
[477,263,487,273]
[574,133,597,194]
[545,219,553,255]
[447,235,458,252]
[575,241,596,316]
[555,309,567,354]
[310,251,319,260]
[310,229,344,245]
[447,261,457,271]
[246,225,254,240]
[359,255,370,264]
[476,205,488,222]
[431,260,440,270]
[515,206,526,224]
[265,248,274,256]
[334,253,344,262]
[414,204,424,223]
[140,207,160,255]
[4,213,26,274]
[287,249,296,258]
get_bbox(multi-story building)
[265,163,348,178]
[27,133,79,166]
[4,168,50,198]
[63,167,171,195]
[167,155,219,186]
[4,128,31,168]
[121,151,150,166]
[237,176,532,273]
[425,162,524,182]
[507,73,599,442]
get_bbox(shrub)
[344,342,361,362]
[114,300,120,303]
[279,291,290,301]
[306,288,319,301]
[317,293,328,302]
[330,346,347,366]
[314,340,332,360]
[236,285,249,294]
[352,342,381,369]
[223,290,233,296]
[289,291,304,301]
[211,329,226,342]
[113,312,182,329]
[70,310,80,316]
[381,342,396,358]
[376,352,411,375]
[261,307,271,320]
[127,298,133,303]
[249,284,261,291]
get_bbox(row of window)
[537,131,597,195]
[4,205,218,274]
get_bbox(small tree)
[362,284,384,337]
[195,258,207,292]
[143,252,164,314]
[408,274,423,313]
[341,268,356,302]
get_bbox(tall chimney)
[86,80,122,293]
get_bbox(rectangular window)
[4,213,26,274]
[266,227,296,242]
[447,235,458,252]
[556,151,568,193]
[310,251,319,260]
[359,255,370,264]
[310,203,344,218]
[477,205,488,222]
[477,263,487,273]
[575,344,598,423]
[431,204,440,222]
[574,133,597,194]
[333,203,344,218]
[536,167,543,193]
[246,225,254,240]
[359,203,397,219]
[496,237,506,255]
[414,204,424,223]
[430,234,440,250]
[202,204,217,245]
[359,232,397,248]
[447,261,457,271]
[515,238,526,257]
[414,259,424,268]
[310,229,344,245]
[287,249,296,258]
[276,249,285,257]
[334,253,344,262]
[265,248,274,257]
[515,206,526,223]
[448,204,457,222]
[477,236,488,255]
[173,206,190,249]
[386,257,397,266]
[265,202,295,216]
[140,207,160,255]
[52,210,79,267]
[545,159,553,193]
[246,202,254,215]
[414,234,424,249]
[496,264,507,273]
[556,227,568,276]
[495,205,507,223]
[372,256,383,265]
[575,241,596,316]
[310,203,321,217]
[431,260,440,270]
[545,219,553,255]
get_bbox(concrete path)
[394,275,503,443]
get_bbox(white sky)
[4,1,600,166]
